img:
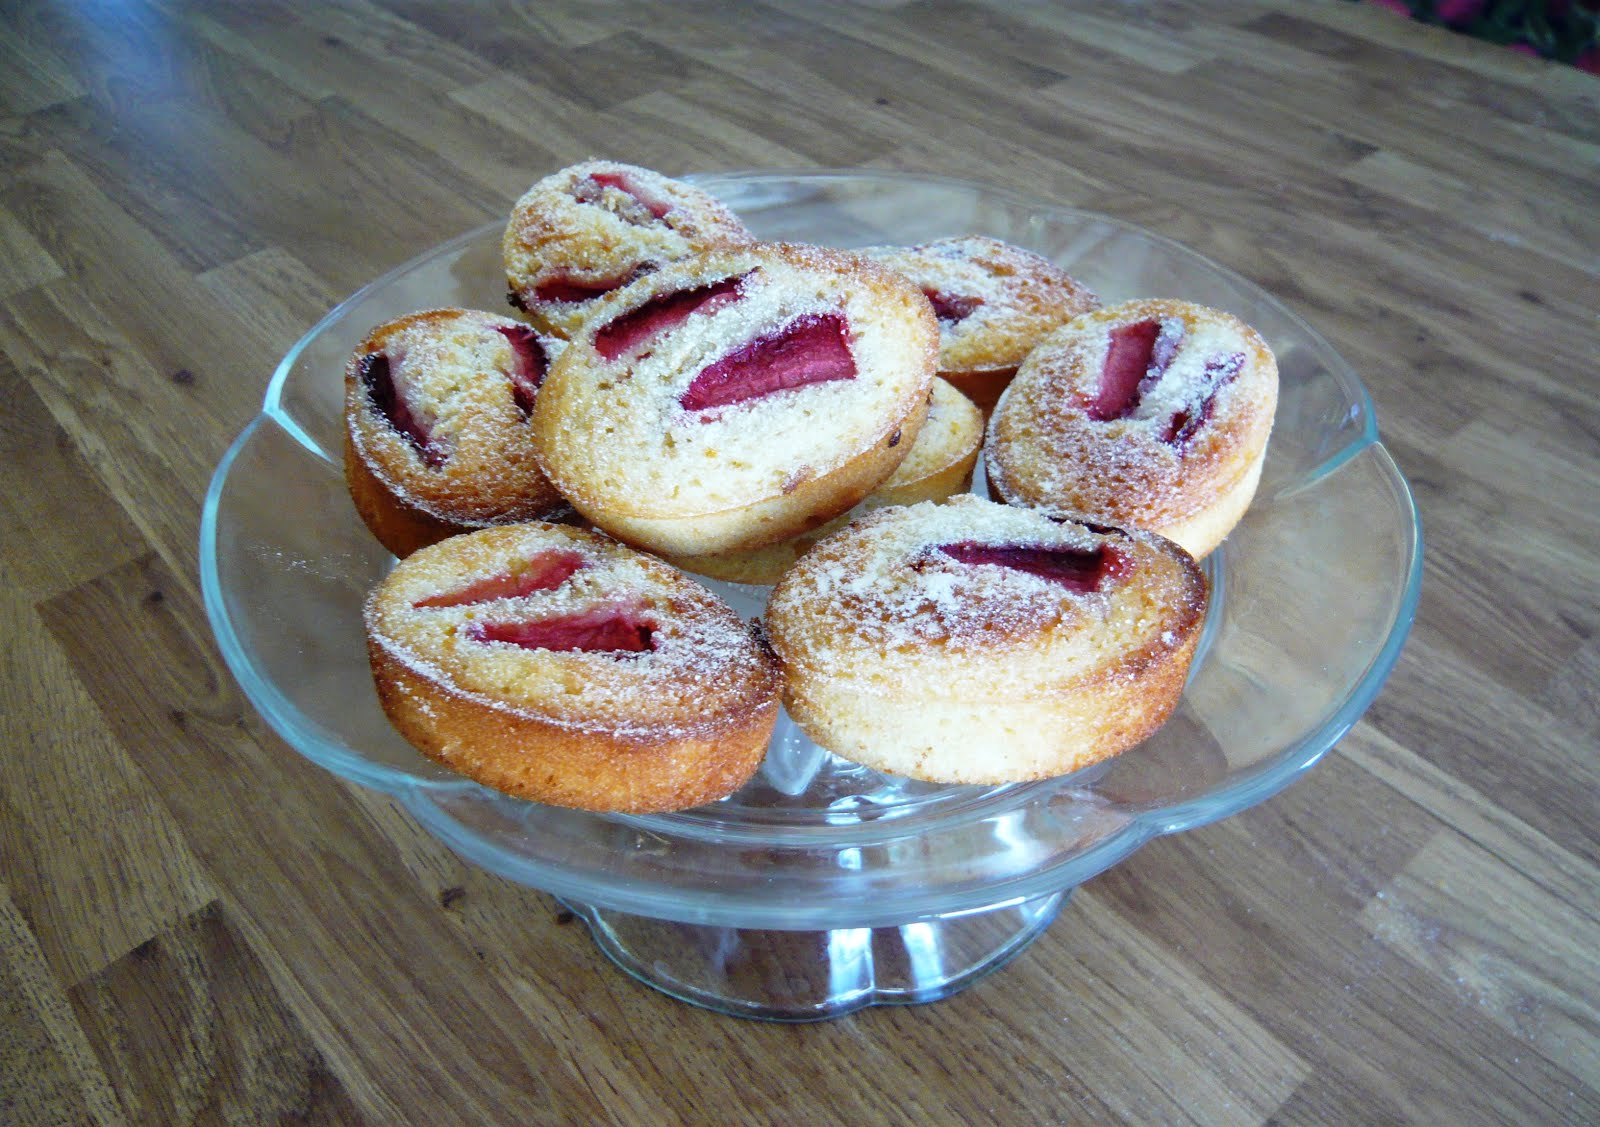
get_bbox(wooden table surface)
[3,1,1597,1123]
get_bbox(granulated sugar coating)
[860,235,1101,378]
[663,375,983,585]
[855,235,1101,415]
[531,242,937,557]
[503,160,755,339]
[343,308,569,557]
[764,497,1208,784]
[987,298,1278,559]
[365,523,780,812]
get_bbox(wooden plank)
[0,282,236,582]
[0,355,148,602]
[1340,725,1600,926]
[0,880,123,1126]
[1093,750,1600,1124]
[0,568,216,987]
[68,900,367,1126]
[0,201,62,301]
[1364,831,1600,1099]
[0,8,85,118]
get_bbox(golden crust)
[369,642,776,812]
[531,242,939,556]
[861,235,1100,381]
[502,160,754,339]
[365,523,781,812]
[763,497,1207,783]
[986,298,1278,558]
[666,377,983,583]
[343,308,567,557]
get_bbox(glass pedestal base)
[560,891,1069,1021]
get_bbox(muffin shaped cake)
[503,160,754,339]
[532,243,939,557]
[344,308,568,558]
[987,299,1278,558]
[666,376,983,584]
[861,235,1100,414]
[365,523,781,813]
[764,496,1207,784]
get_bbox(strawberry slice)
[412,550,586,609]
[534,274,633,304]
[467,605,656,653]
[680,313,856,412]
[1090,319,1186,421]
[1163,352,1243,448]
[1089,320,1159,421]
[495,325,548,415]
[594,275,746,361]
[936,542,1128,594]
[358,352,446,468]
[578,170,672,220]
[924,288,983,325]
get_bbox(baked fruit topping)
[595,274,747,361]
[860,235,1100,413]
[763,496,1207,784]
[680,312,856,411]
[987,297,1278,559]
[533,273,637,305]
[357,351,445,468]
[924,289,983,324]
[411,549,586,608]
[365,523,781,812]
[343,308,569,558]
[931,542,1128,594]
[1089,318,1180,421]
[465,604,656,654]
[575,169,672,222]
[1163,352,1242,448]
[495,324,549,415]
[531,242,937,556]
[504,160,754,338]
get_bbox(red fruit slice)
[1162,351,1243,448]
[573,170,672,224]
[534,274,633,304]
[680,313,856,412]
[496,325,548,415]
[924,288,983,325]
[936,542,1128,594]
[358,352,446,468]
[594,275,746,361]
[467,605,656,653]
[1089,320,1160,421]
[412,550,586,609]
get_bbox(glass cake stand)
[200,171,1423,1021]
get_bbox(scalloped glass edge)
[199,170,1423,930]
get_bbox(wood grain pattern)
[1,0,1595,1123]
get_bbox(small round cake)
[531,242,939,557]
[860,235,1100,413]
[987,299,1278,559]
[343,308,568,558]
[503,160,754,339]
[763,496,1207,784]
[666,376,984,584]
[365,523,781,813]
